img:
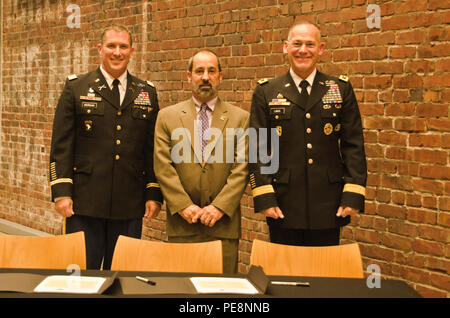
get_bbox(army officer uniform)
[249,69,367,246]
[49,67,162,269]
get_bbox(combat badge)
[324,123,333,135]
[269,93,290,106]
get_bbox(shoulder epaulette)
[339,75,349,82]
[257,78,269,85]
[67,74,78,81]
[146,80,154,87]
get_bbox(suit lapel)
[88,68,117,108]
[179,100,203,165]
[305,71,328,112]
[278,72,305,110]
[121,72,142,110]
[276,71,329,111]
[203,98,228,164]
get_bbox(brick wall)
[0,0,448,297]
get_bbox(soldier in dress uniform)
[249,21,367,246]
[49,25,162,269]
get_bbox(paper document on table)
[189,277,259,294]
[34,275,107,294]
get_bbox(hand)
[144,200,161,219]
[262,207,284,219]
[55,197,74,218]
[336,206,359,218]
[179,204,202,224]
[199,205,224,227]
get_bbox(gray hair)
[188,49,222,72]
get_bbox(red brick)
[413,239,444,256]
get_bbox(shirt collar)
[289,68,317,89]
[100,66,128,89]
[192,96,217,112]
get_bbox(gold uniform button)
[116,125,122,131]
[116,139,121,145]
[275,115,279,120]
[115,155,120,160]
[308,158,313,164]
[306,113,311,119]
[307,143,312,149]
[306,128,312,134]
[87,109,91,114]
[73,167,77,172]
[117,111,122,116]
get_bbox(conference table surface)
[0,268,420,298]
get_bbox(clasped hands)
[179,204,224,227]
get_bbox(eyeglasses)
[193,68,219,76]
[287,41,316,49]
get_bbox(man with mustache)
[154,50,249,273]
[249,21,367,246]
[49,25,162,269]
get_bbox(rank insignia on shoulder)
[146,80,154,87]
[339,75,349,82]
[67,74,78,81]
[257,78,269,85]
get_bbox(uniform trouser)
[168,234,239,274]
[66,214,142,270]
[268,227,341,246]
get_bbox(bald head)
[287,21,321,42]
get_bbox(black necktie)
[112,79,120,108]
[299,80,309,107]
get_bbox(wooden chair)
[250,239,364,278]
[0,231,86,269]
[111,235,223,273]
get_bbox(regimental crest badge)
[324,123,333,135]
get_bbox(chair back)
[0,231,86,269]
[111,235,223,273]
[250,239,364,278]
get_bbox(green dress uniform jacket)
[249,71,367,230]
[49,68,162,219]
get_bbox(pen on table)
[270,281,310,287]
[136,276,156,286]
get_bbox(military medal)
[134,91,151,106]
[322,80,342,104]
[334,123,341,132]
[324,123,333,135]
